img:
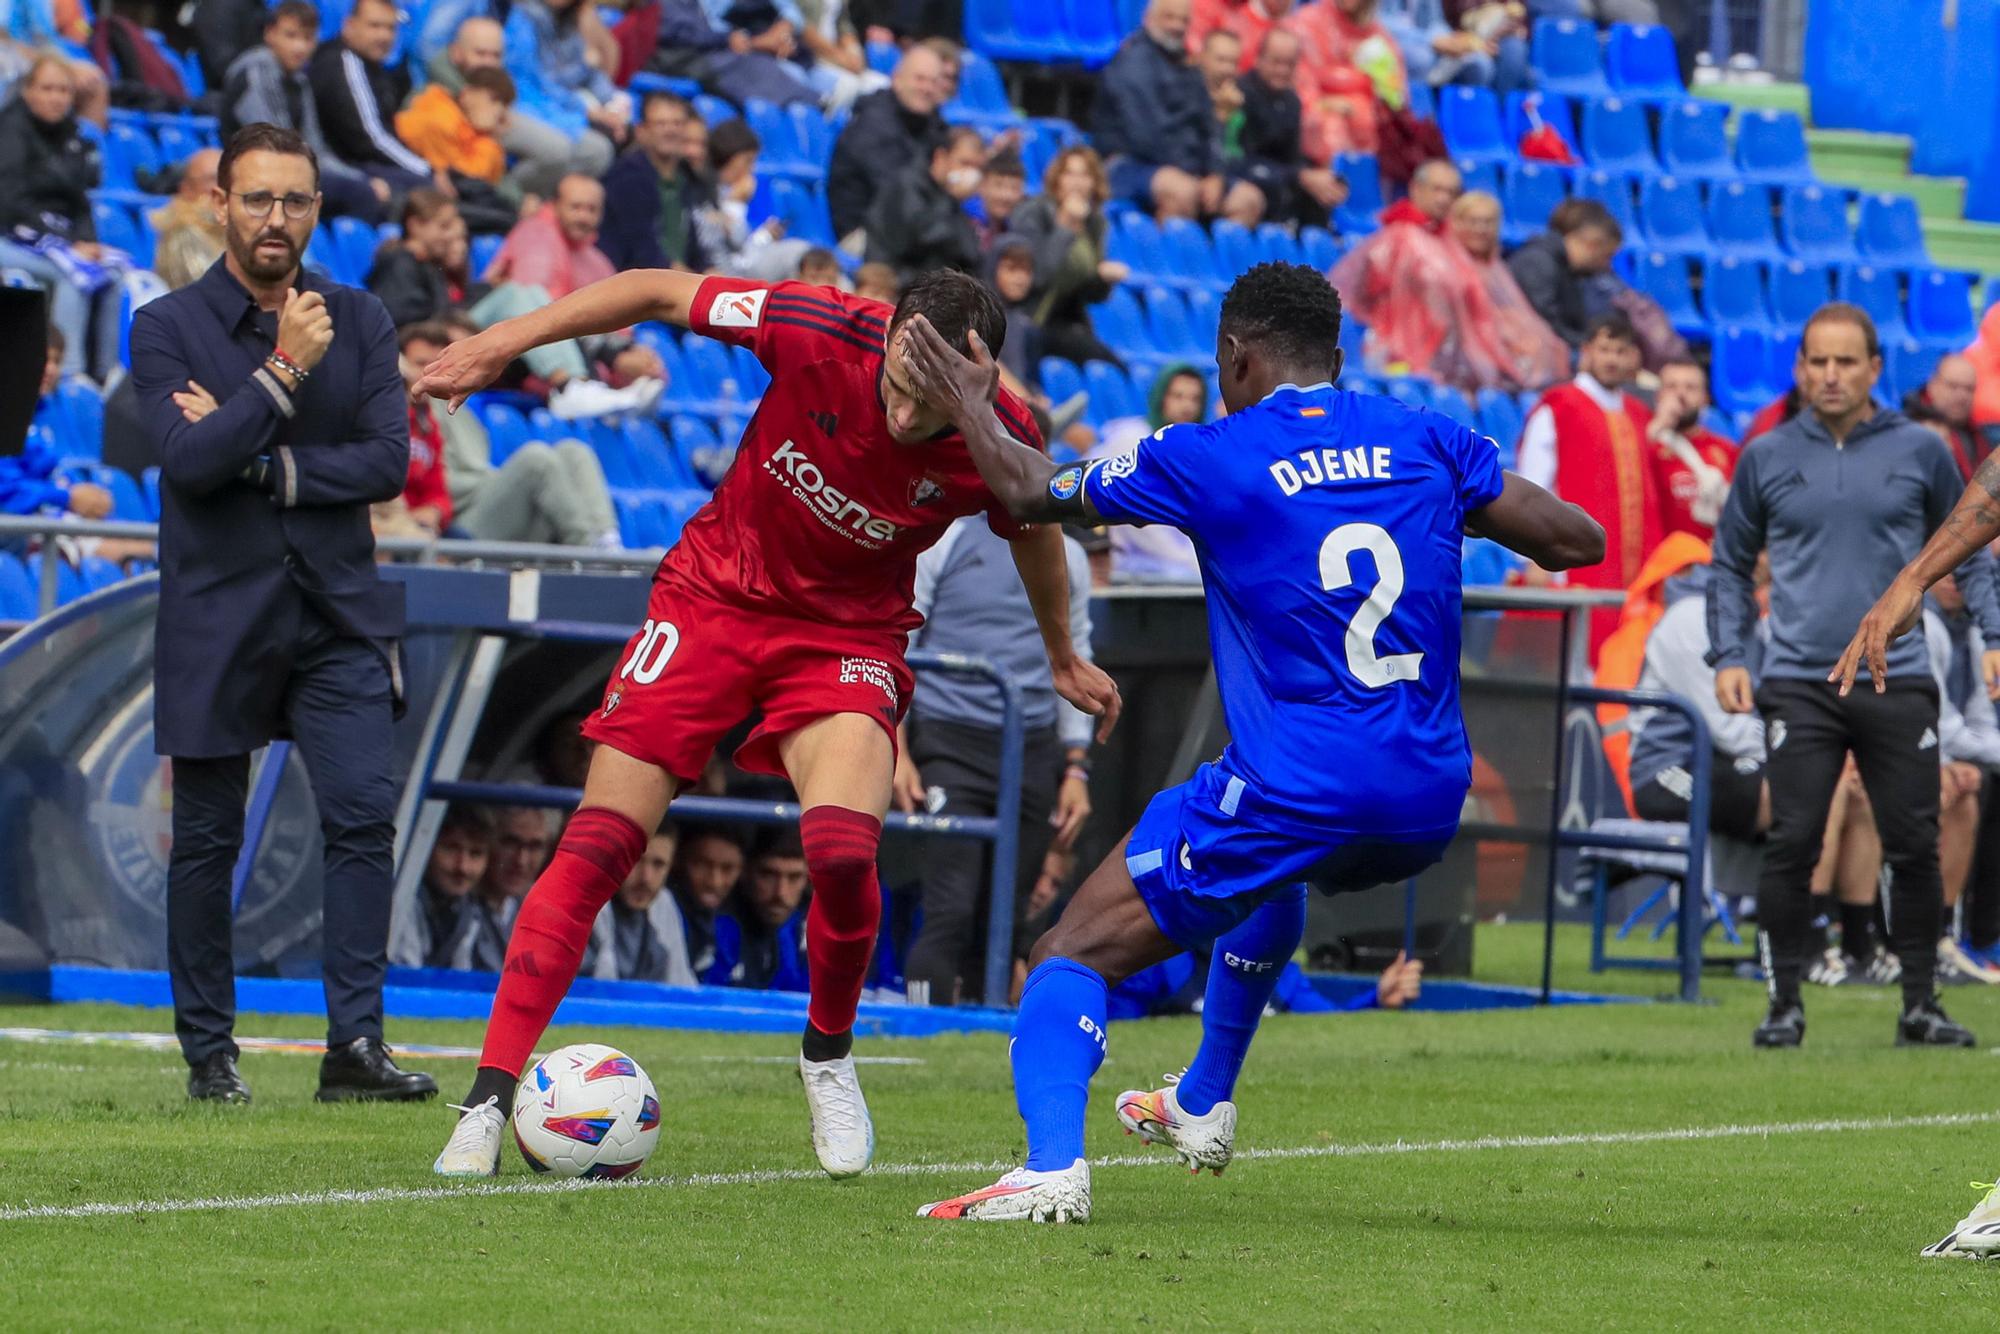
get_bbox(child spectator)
[797,246,845,289]
[691,119,816,282]
[396,65,516,189]
[853,261,900,304]
[968,148,1027,253]
[988,236,1042,392]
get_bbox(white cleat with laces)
[799,1053,874,1178]
[432,1096,507,1178]
[1923,1179,2000,1257]
[918,1159,1091,1223]
[1115,1073,1237,1175]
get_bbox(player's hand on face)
[1830,574,1925,697]
[1053,657,1122,743]
[895,315,998,426]
[892,751,926,815]
[1051,772,1091,849]
[1714,665,1755,715]
[172,379,219,422]
[415,326,515,413]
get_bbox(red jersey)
[659,277,1042,635]
[1652,425,1738,540]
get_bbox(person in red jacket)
[1648,357,1738,541]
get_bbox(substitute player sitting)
[414,268,1120,1180]
[898,263,1605,1222]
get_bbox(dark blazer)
[1091,30,1215,175]
[597,149,714,273]
[864,162,981,283]
[130,259,410,758]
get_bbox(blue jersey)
[1084,383,1506,838]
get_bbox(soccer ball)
[512,1043,661,1180]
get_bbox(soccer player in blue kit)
[895,263,1607,1223]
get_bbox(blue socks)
[1012,958,1109,1171]
[1175,885,1307,1117]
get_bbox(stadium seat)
[1579,97,1655,175]
[1476,388,1526,450]
[1909,268,1978,345]
[789,102,835,173]
[730,344,770,402]
[1855,194,1930,269]
[1766,330,1801,390]
[1768,260,1832,331]
[963,0,1067,63]
[1633,252,1705,339]
[684,338,746,410]
[1429,384,1476,428]
[1605,23,1684,103]
[1083,359,1141,421]
[692,93,733,127]
[1711,326,1773,414]
[1657,100,1733,181]
[1531,17,1611,100]
[141,466,161,520]
[330,215,381,282]
[744,99,808,179]
[1498,162,1566,247]
[1835,264,1909,340]
[1779,185,1856,263]
[1254,224,1302,268]
[470,231,503,277]
[1572,170,1636,239]
[1186,287,1220,350]
[1144,287,1202,358]
[0,552,35,622]
[1298,226,1342,273]
[1705,181,1783,263]
[1438,86,1510,166]
[1503,91,1577,161]
[1637,177,1706,255]
[473,399,529,466]
[1735,109,1814,185]
[1699,256,1771,332]
[1338,314,1367,369]
[151,118,202,168]
[25,553,85,607]
[90,200,143,263]
[102,122,159,191]
[1334,153,1383,235]
[1158,217,1219,292]
[78,555,123,591]
[1089,286,1151,359]
[303,226,350,284]
[1062,0,1124,67]
[54,378,104,460]
[1039,357,1087,416]
[954,50,1011,116]
[1455,159,1501,198]
[1883,337,1943,402]
[1381,378,1431,411]
[1106,212,1168,288]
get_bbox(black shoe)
[1897,997,1977,1047]
[187,1051,251,1104]
[1753,1002,1805,1048]
[316,1037,439,1102]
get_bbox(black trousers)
[1755,677,1942,1005]
[902,716,1062,1005]
[166,615,399,1064]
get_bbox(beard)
[231,223,301,283]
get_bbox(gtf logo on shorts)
[766,439,899,547]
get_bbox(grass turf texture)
[3,929,1999,1330]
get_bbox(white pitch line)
[3,1107,1995,1225]
[695,1055,928,1067]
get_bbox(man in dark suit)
[129,124,437,1105]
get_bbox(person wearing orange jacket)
[396,64,514,186]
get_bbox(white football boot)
[918,1160,1091,1223]
[1922,1179,2000,1258]
[799,1053,875,1178]
[1115,1074,1237,1175]
[432,1096,507,1178]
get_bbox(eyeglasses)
[230,190,320,220]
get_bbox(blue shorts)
[1126,763,1455,952]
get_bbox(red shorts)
[581,581,914,786]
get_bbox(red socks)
[800,805,884,1037]
[476,807,647,1078]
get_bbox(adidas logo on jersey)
[810,410,838,436]
[766,438,899,545]
[1920,727,1939,751]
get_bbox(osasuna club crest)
[910,475,945,507]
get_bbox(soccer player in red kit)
[417,267,1121,1180]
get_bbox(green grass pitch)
[3,929,1999,1331]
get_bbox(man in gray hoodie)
[1710,302,2000,1050]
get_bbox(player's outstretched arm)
[895,315,1096,525]
[1831,452,2000,696]
[413,269,709,412]
[1464,472,1606,571]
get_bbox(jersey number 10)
[1319,523,1423,689]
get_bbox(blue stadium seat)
[152,118,202,168]
[1186,287,1220,351]
[684,338,747,410]
[55,378,104,460]
[90,200,143,263]
[0,552,35,622]
[1835,264,1909,341]
[1657,100,1733,181]
[1381,378,1432,411]
[1106,212,1168,287]
[1637,177,1706,254]
[1572,170,1636,239]
[1633,252,1705,339]
[669,416,734,489]
[303,225,350,284]
[1476,389,1525,450]
[474,399,530,466]
[1855,194,1929,269]
[1705,181,1782,262]
[1062,0,1124,68]
[1438,86,1510,166]
[1735,109,1814,185]
[1083,359,1141,421]
[1700,256,1771,332]
[79,555,123,590]
[790,102,835,173]
[1334,153,1383,235]
[25,553,86,607]
[1210,218,1259,282]
[1910,268,1978,345]
[954,50,1010,115]
[141,467,161,520]
[1883,337,1943,403]
[1144,287,1203,358]
[1605,23,1684,103]
[1498,162,1567,247]
[1158,217,1218,292]
[1531,17,1610,100]
[1429,384,1476,428]
[1579,97,1655,175]
[470,231,503,277]
[963,0,1067,63]
[692,93,733,127]
[1779,184,1855,264]
[866,40,898,75]
[1455,159,1501,198]
[1767,330,1801,390]
[1299,226,1342,273]
[1711,326,1773,414]
[1039,356,1087,414]
[329,215,381,282]
[1254,224,1302,268]
[1503,91,1577,161]
[744,99,809,178]
[1089,286,1152,359]
[731,343,770,402]
[1768,260,1832,331]
[102,123,159,191]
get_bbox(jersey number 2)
[620,619,680,685]
[1319,523,1422,688]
